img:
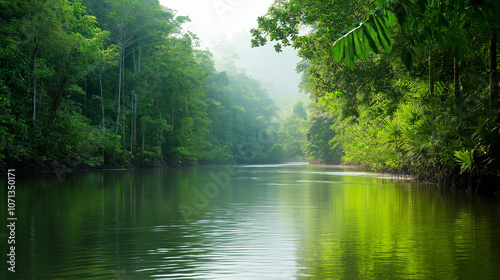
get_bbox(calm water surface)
[1,163,500,279]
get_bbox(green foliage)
[0,0,280,170]
[454,150,474,174]
[253,0,500,192]
[48,110,105,168]
[278,114,306,160]
[304,102,344,164]
[270,100,310,161]
[203,143,234,163]
[292,100,307,120]
[0,43,31,167]
[331,9,396,68]
[337,115,393,170]
[330,0,500,69]
[267,144,286,163]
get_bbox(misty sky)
[159,0,305,109]
[161,0,274,43]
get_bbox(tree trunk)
[133,49,137,73]
[99,73,105,131]
[84,76,87,117]
[160,112,163,146]
[130,92,133,153]
[123,123,126,150]
[429,50,435,119]
[133,93,137,148]
[131,48,140,153]
[32,51,38,122]
[141,122,145,153]
[122,61,126,150]
[130,91,136,153]
[138,48,141,72]
[490,32,498,113]
[112,48,123,162]
[122,52,127,150]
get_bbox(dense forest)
[1,0,499,193]
[252,0,500,193]
[0,0,282,169]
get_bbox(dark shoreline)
[2,162,498,196]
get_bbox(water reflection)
[0,165,499,279]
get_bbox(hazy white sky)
[159,0,305,109]
[160,0,275,45]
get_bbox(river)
[1,163,499,279]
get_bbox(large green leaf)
[353,31,367,61]
[344,33,355,69]
[363,31,372,58]
[331,37,344,62]
[329,2,398,68]
[368,16,388,53]
[383,9,397,27]
[374,16,392,53]
[362,23,380,55]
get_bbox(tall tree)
[22,0,105,123]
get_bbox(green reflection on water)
[0,165,499,279]
[271,166,500,279]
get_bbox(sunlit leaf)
[374,16,392,53]
[331,37,344,62]
[353,31,366,61]
[362,24,380,54]
[383,9,397,27]
[344,34,355,69]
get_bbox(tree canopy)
[253,0,500,193]
[0,0,279,170]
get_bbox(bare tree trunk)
[112,48,123,162]
[133,93,136,148]
[99,72,105,160]
[131,48,139,153]
[429,50,435,120]
[130,91,136,153]
[122,53,127,150]
[32,51,38,122]
[122,123,126,149]
[138,48,141,72]
[160,112,163,146]
[130,94,133,153]
[133,49,137,73]
[141,122,145,153]
[84,76,87,117]
[99,72,105,131]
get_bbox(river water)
[1,163,499,279]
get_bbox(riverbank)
[3,160,498,196]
